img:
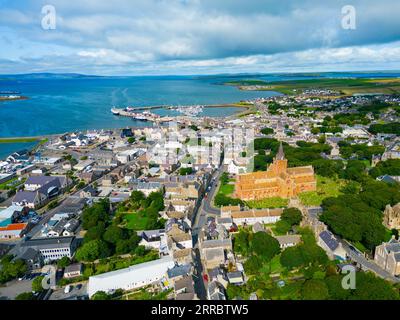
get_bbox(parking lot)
[48,282,88,300]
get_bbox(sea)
[0,71,399,159]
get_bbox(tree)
[75,240,111,262]
[281,208,302,226]
[15,292,36,300]
[301,279,329,300]
[251,232,280,261]
[179,167,193,175]
[243,255,263,274]
[233,230,251,256]
[91,291,112,300]
[103,225,126,244]
[84,222,106,241]
[57,256,71,269]
[280,246,305,270]
[325,275,351,300]
[81,199,110,230]
[127,137,135,144]
[351,272,399,300]
[261,127,274,135]
[32,276,45,293]
[274,219,291,235]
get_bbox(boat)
[111,107,120,115]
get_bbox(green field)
[226,77,400,95]
[0,137,39,144]
[123,212,149,230]
[218,184,234,196]
[246,197,289,209]
[298,175,346,206]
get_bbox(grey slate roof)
[13,191,37,203]
[319,230,339,251]
[167,263,192,278]
[21,236,75,251]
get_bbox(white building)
[231,208,283,226]
[87,256,175,297]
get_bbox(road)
[339,239,400,283]
[191,165,224,300]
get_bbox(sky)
[0,0,400,75]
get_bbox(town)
[1,87,400,301]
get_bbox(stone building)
[374,238,400,276]
[383,203,400,230]
[233,143,316,200]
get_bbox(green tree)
[91,291,112,300]
[15,292,36,300]
[251,232,280,261]
[75,240,111,262]
[301,279,329,300]
[280,246,305,270]
[32,276,45,293]
[281,207,302,226]
[103,225,126,244]
[57,256,71,269]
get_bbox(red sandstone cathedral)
[234,143,317,200]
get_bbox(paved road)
[191,166,225,299]
[0,278,34,300]
[340,239,400,283]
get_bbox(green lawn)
[246,197,289,209]
[218,184,234,196]
[298,175,346,206]
[123,212,149,230]
[0,137,39,143]
[0,177,25,190]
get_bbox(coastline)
[0,96,28,102]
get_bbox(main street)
[191,165,224,299]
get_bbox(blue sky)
[0,0,400,75]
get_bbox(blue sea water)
[0,72,399,159]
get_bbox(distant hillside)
[0,73,104,80]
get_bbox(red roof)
[0,223,27,232]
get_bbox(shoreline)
[0,96,28,102]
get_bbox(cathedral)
[234,143,317,200]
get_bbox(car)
[76,284,82,290]
[64,285,72,294]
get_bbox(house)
[374,238,400,276]
[203,247,225,270]
[13,175,70,209]
[0,223,28,239]
[275,235,302,249]
[79,185,99,198]
[231,208,283,226]
[64,263,83,279]
[227,271,244,285]
[87,256,175,298]
[167,264,193,286]
[136,182,162,196]
[138,229,166,251]
[174,275,197,300]
[18,248,43,270]
[20,236,78,263]
[207,281,226,300]
[318,230,347,261]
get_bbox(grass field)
[123,212,149,230]
[226,77,400,95]
[246,197,289,209]
[218,184,234,196]
[298,175,346,206]
[0,137,39,143]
